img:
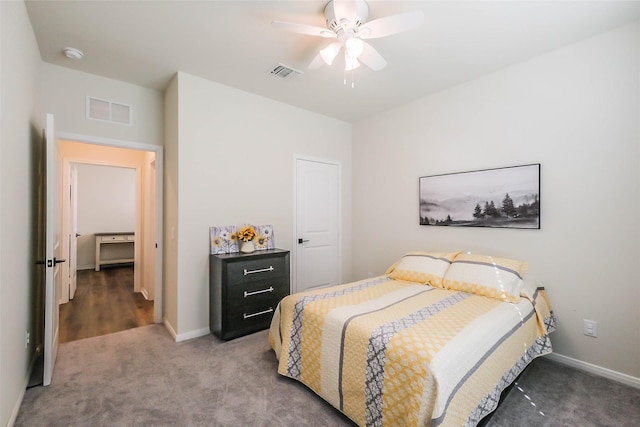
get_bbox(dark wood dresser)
[209,249,290,340]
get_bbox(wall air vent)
[269,63,302,79]
[86,96,132,126]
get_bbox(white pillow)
[387,251,460,288]
[442,253,528,303]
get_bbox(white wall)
[76,164,135,233]
[0,1,43,425]
[41,63,164,145]
[76,164,136,268]
[165,71,352,338]
[352,22,640,378]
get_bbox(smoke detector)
[63,47,84,60]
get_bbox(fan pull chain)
[343,70,355,89]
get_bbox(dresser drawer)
[223,301,277,340]
[100,235,128,242]
[227,256,287,284]
[227,278,288,305]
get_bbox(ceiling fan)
[272,0,424,72]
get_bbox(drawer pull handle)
[243,266,274,276]
[244,286,274,298]
[243,307,273,319]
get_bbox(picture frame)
[419,164,540,229]
[253,224,275,251]
[209,225,239,254]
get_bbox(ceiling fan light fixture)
[345,37,364,58]
[344,55,360,71]
[320,43,341,65]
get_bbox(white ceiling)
[25,0,640,123]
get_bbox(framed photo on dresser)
[209,226,239,254]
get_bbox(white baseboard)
[8,380,27,427]
[140,288,149,300]
[8,349,40,426]
[163,318,178,341]
[7,374,28,427]
[162,319,210,343]
[175,327,211,343]
[546,353,640,389]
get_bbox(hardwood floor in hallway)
[59,266,154,343]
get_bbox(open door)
[42,114,63,386]
[69,164,78,299]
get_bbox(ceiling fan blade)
[308,52,326,70]
[271,20,336,38]
[358,41,387,71]
[358,11,424,39]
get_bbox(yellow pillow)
[442,253,528,303]
[387,251,460,288]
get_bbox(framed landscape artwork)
[419,164,540,229]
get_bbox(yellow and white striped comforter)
[269,276,555,427]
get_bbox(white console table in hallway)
[94,232,135,271]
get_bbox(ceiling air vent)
[86,96,132,126]
[269,63,302,80]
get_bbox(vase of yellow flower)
[241,240,255,253]
[237,225,257,253]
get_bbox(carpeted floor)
[16,324,640,426]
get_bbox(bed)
[269,251,556,427]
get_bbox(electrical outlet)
[25,330,30,348]
[583,319,597,338]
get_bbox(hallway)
[59,266,154,343]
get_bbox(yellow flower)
[229,232,238,241]
[211,236,223,247]
[237,225,257,242]
[255,234,269,248]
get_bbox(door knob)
[35,258,67,267]
[298,238,309,244]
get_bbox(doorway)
[58,135,163,333]
[60,161,152,342]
